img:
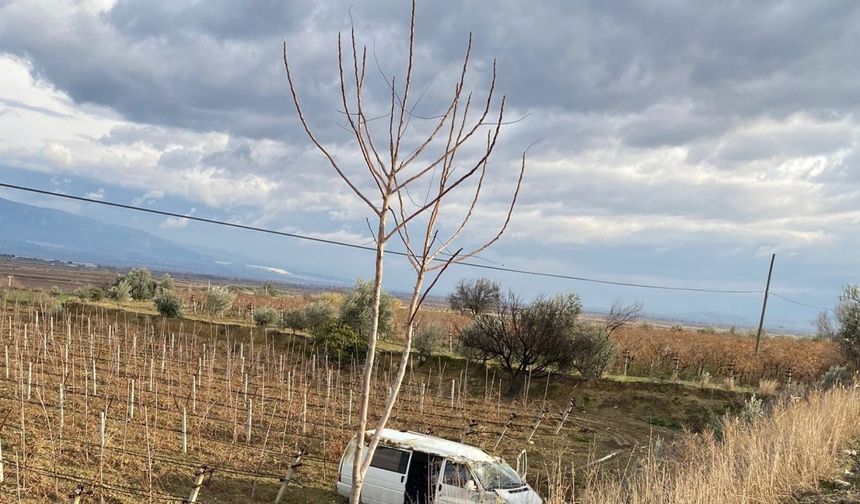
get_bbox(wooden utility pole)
[754,253,776,355]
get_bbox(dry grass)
[612,325,843,385]
[540,386,860,504]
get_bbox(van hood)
[494,487,542,504]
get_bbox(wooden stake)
[273,449,306,504]
[68,484,90,504]
[186,466,212,503]
[246,399,253,443]
[182,407,188,454]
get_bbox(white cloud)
[42,142,73,166]
[84,187,105,200]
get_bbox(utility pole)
[754,253,776,355]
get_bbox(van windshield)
[471,461,524,491]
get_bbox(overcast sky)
[2,0,859,330]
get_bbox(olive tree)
[836,284,860,365]
[154,290,183,318]
[113,268,156,300]
[204,286,236,317]
[340,279,396,340]
[283,2,526,499]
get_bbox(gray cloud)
[3,0,860,146]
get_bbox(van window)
[443,462,471,487]
[369,446,410,474]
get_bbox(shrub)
[75,284,105,302]
[154,290,183,318]
[252,306,279,327]
[281,309,306,334]
[758,379,779,396]
[257,282,279,297]
[49,286,62,297]
[836,285,860,365]
[205,286,236,317]
[113,269,157,300]
[698,326,718,334]
[107,281,131,302]
[340,279,397,339]
[739,394,765,423]
[304,299,336,333]
[313,320,367,363]
[819,365,851,390]
[160,273,175,291]
[414,323,446,361]
[570,323,617,379]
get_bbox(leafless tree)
[604,300,643,335]
[460,292,582,394]
[283,2,526,501]
[448,277,502,315]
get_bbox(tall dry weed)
[564,386,860,503]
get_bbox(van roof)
[368,429,496,463]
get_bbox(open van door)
[435,460,481,503]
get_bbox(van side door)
[363,446,412,504]
[435,460,481,503]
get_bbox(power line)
[769,292,832,312]
[0,181,763,294]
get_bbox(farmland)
[0,258,851,503]
[0,293,748,503]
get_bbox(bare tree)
[460,292,582,394]
[448,277,502,315]
[604,300,643,335]
[283,2,526,501]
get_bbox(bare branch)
[428,139,529,269]
[283,42,380,215]
[385,96,506,241]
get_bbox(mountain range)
[0,197,343,285]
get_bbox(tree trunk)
[350,198,390,504]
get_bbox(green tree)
[304,299,336,333]
[836,284,860,365]
[281,309,306,334]
[113,269,157,300]
[154,290,183,318]
[414,323,446,361]
[313,319,367,363]
[108,281,131,302]
[570,323,616,378]
[258,281,279,297]
[340,279,396,340]
[204,286,236,317]
[252,306,279,327]
[160,273,175,291]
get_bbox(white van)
[336,429,543,504]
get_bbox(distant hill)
[0,197,344,285]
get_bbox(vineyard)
[169,286,843,387]
[0,297,745,503]
[611,325,843,385]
